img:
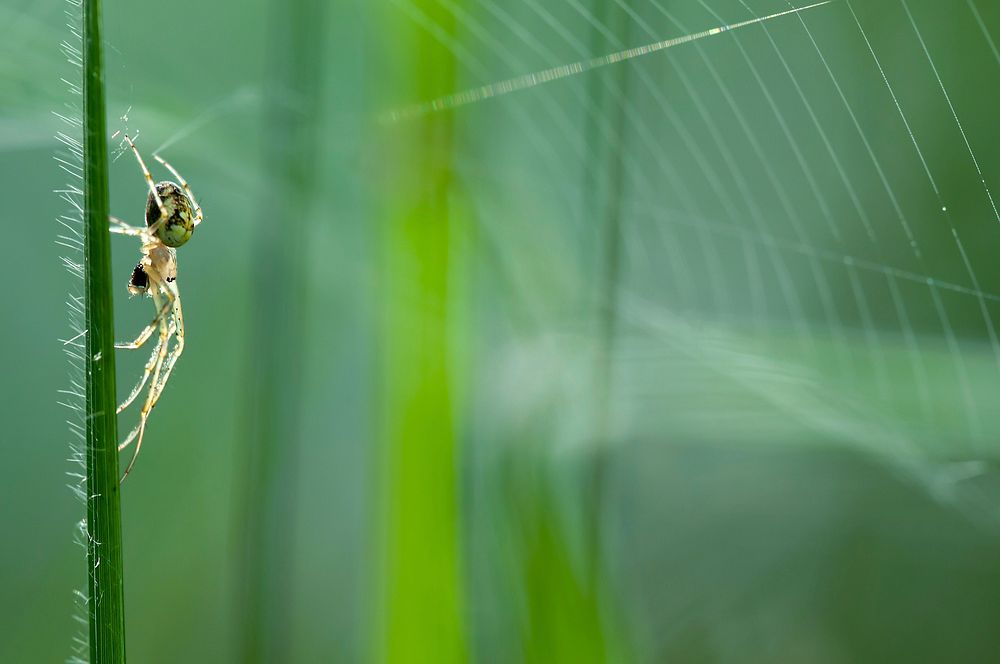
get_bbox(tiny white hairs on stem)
[55,0,91,661]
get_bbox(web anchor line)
[382,0,836,123]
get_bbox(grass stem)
[235,0,326,660]
[373,2,468,661]
[82,0,126,659]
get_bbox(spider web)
[371,1,1000,657]
[381,0,1000,477]
[375,5,1000,647]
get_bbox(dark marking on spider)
[129,262,149,293]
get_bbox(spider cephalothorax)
[111,134,202,483]
[127,244,177,295]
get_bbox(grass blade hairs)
[82,0,127,659]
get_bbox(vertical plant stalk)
[588,6,633,658]
[83,0,126,660]
[590,0,628,440]
[235,0,325,660]
[372,1,468,661]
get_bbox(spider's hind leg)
[123,134,166,222]
[154,154,202,227]
[109,215,144,236]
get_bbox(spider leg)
[124,134,166,222]
[119,276,174,483]
[154,154,203,227]
[109,227,143,237]
[109,215,145,236]
[118,278,172,444]
[115,284,175,350]
[117,319,176,414]
[117,315,171,452]
[121,282,185,464]
[151,279,185,398]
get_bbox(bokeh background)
[6,0,1000,661]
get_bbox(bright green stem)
[374,2,468,661]
[83,0,126,660]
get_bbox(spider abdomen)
[146,180,195,248]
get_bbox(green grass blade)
[372,2,468,661]
[82,0,126,659]
[235,0,326,660]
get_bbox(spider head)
[146,181,195,248]
[128,262,149,296]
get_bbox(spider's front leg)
[115,283,174,351]
[151,279,185,399]
[117,319,176,415]
[119,276,175,483]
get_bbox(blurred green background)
[6,0,1000,661]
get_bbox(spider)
[110,134,201,483]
